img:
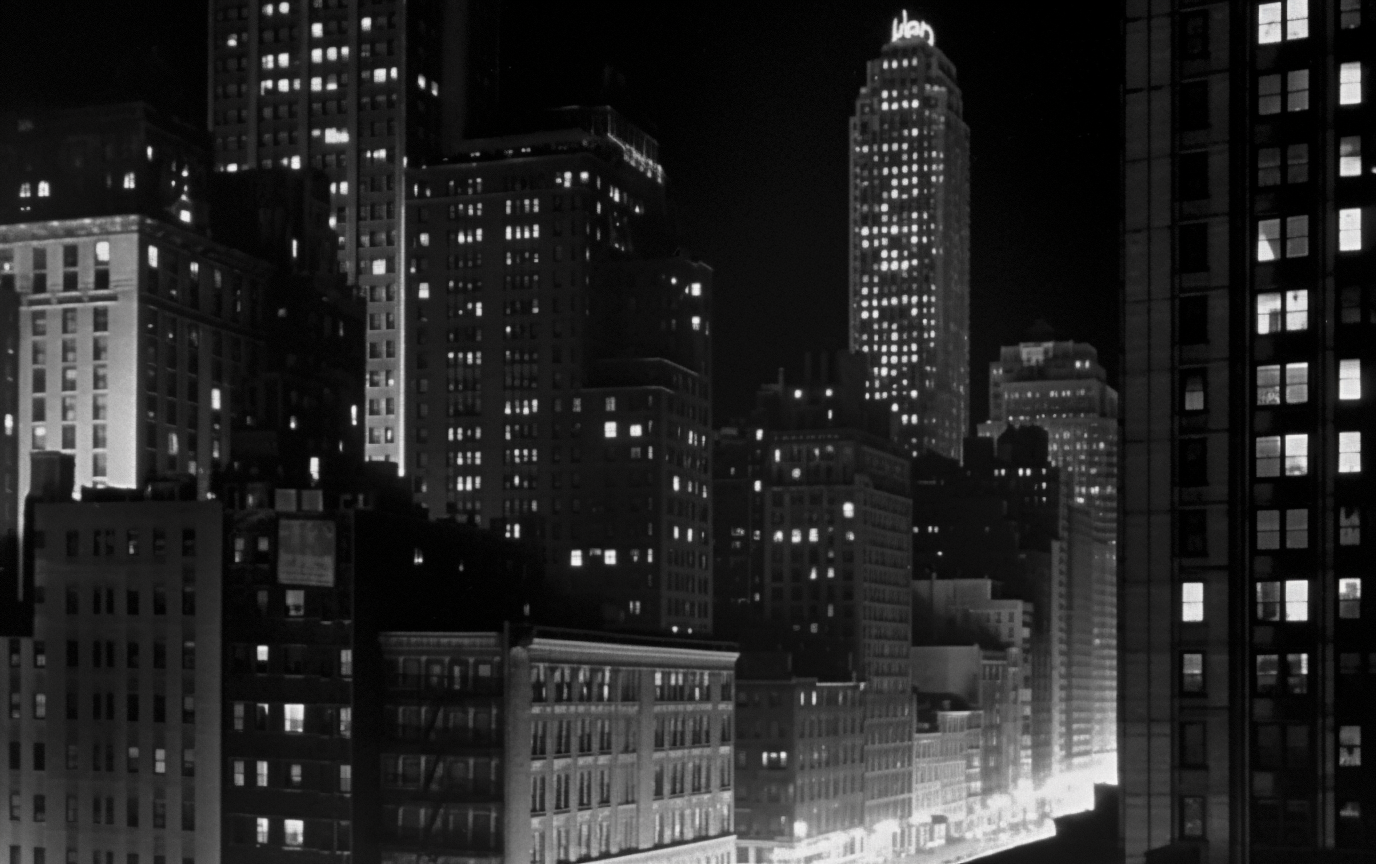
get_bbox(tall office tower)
[208,0,500,467]
[405,108,713,635]
[979,335,1119,775]
[0,105,273,506]
[378,628,738,864]
[711,352,914,855]
[849,12,970,461]
[1124,3,1376,861]
[733,652,867,864]
[0,462,225,864]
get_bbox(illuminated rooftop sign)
[890,10,935,46]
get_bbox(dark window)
[1180,80,1210,131]
[1179,10,1210,59]
[1179,152,1209,200]
[1180,796,1206,838]
[1179,510,1208,557]
[1178,438,1209,487]
[1181,652,1206,695]
[1180,722,1207,767]
[1180,295,1209,344]
[1179,223,1209,272]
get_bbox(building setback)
[979,335,1119,770]
[849,16,970,461]
[1123,1,1376,860]
[208,0,500,466]
[712,352,914,854]
[378,628,738,864]
[404,108,713,635]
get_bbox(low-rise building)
[378,628,738,864]
[732,653,866,864]
[910,693,980,851]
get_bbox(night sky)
[1,1,1121,426]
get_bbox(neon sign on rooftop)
[890,10,935,46]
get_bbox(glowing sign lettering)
[890,11,935,46]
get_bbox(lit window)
[1340,359,1362,400]
[1182,372,1206,411]
[1340,207,1363,251]
[284,819,304,848]
[570,550,583,567]
[1341,62,1364,105]
[361,16,372,31]
[629,424,643,437]
[256,817,270,844]
[1255,290,1308,333]
[1340,507,1362,546]
[1340,726,1362,766]
[1181,582,1205,622]
[1340,431,1362,473]
[1181,653,1205,694]
[605,549,617,566]
[1339,578,1362,618]
[1341,136,1363,176]
[147,245,159,268]
[284,703,304,733]
[1259,1,1309,42]
[123,172,135,190]
[1285,579,1309,620]
[36,181,49,198]
[1255,433,1308,477]
[418,282,429,299]
[842,502,855,519]
[18,182,30,198]
[1256,581,1282,620]
[603,421,618,439]
[1284,362,1308,402]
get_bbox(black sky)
[1,1,1121,426]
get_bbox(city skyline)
[0,1,1120,423]
[0,5,1131,864]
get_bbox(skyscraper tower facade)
[208,0,499,468]
[1124,2,1376,861]
[849,12,970,461]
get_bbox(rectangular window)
[1181,370,1206,411]
[1179,510,1208,557]
[1341,0,1363,28]
[1259,1,1309,43]
[1288,69,1310,110]
[1179,223,1208,271]
[1285,579,1309,621]
[1260,73,1283,114]
[1341,62,1364,105]
[1256,433,1308,476]
[1341,136,1363,177]
[1340,360,1362,400]
[1340,507,1362,546]
[284,704,304,733]
[1258,363,1311,404]
[1340,431,1362,473]
[1180,296,1209,344]
[1181,653,1205,695]
[1339,578,1362,618]
[1181,796,1206,838]
[1181,582,1205,622]
[1180,80,1210,130]
[1178,438,1208,487]
[1339,726,1362,766]
[1181,722,1207,767]
[1340,208,1363,251]
[1258,510,1282,550]
[1179,152,1209,199]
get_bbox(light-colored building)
[0,480,224,864]
[978,338,1118,772]
[378,629,738,864]
[910,695,980,850]
[848,12,971,461]
[0,214,270,510]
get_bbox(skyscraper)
[712,352,915,854]
[208,0,499,468]
[979,336,1118,776]
[1123,2,1375,860]
[404,108,713,635]
[849,11,970,461]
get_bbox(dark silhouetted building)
[404,108,712,636]
[1123,2,1376,861]
[208,0,502,466]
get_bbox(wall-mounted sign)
[278,518,337,587]
[891,11,935,46]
